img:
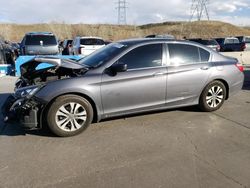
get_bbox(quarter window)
[199,48,210,62]
[118,44,162,69]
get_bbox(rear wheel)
[199,81,226,112]
[47,95,93,137]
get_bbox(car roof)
[118,38,174,45]
[25,32,54,36]
[116,38,215,53]
[76,36,104,40]
[118,38,202,46]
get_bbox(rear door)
[166,43,212,106]
[101,43,167,116]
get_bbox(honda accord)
[2,38,244,137]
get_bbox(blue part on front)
[15,55,83,76]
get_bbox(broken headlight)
[15,85,43,99]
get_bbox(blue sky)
[0,0,249,26]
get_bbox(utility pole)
[181,0,210,38]
[116,0,128,25]
[189,0,210,22]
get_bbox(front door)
[101,43,167,117]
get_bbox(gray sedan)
[2,39,244,137]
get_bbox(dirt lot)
[0,70,250,188]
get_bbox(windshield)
[78,43,128,67]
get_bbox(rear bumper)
[229,74,244,97]
[2,95,44,130]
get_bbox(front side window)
[118,44,162,69]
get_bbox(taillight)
[241,43,246,51]
[235,63,244,72]
[216,45,220,52]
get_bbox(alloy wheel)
[55,102,87,132]
[206,85,224,108]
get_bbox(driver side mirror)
[111,63,127,73]
[105,63,127,76]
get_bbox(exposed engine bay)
[16,57,88,88]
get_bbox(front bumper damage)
[2,94,45,130]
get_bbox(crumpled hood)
[20,56,87,76]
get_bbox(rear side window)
[168,44,199,65]
[168,44,210,65]
[80,39,105,45]
[118,44,162,69]
[25,35,57,45]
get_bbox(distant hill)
[1,21,250,42]
[140,21,250,39]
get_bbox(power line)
[115,0,128,25]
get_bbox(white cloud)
[0,0,249,25]
[209,0,250,13]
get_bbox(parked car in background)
[61,39,73,55]
[71,36,105,56]
[188,38,220,52]
[236,36,250,51]
[10,42,20,58]
[0,40,16,66]
[215,37,245,52]
[145,34,175,39]
[2,38,244,137]
[20,32,59,55]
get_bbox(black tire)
[47,95,93,137]
[199,81,226,112]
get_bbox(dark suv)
[20,32,59,55]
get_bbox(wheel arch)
[40,92,99,129]
[213,79,229,100]
[199,79,229,102]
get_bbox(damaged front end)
[2,56,88,130]
[2,85,46,130]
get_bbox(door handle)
[153,72,165,76]
[200,66,210,70]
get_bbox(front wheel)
[199,81,226,112]
[47,95,93,137]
